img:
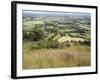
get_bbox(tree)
[23,24,45,41]
[31,25,45,41]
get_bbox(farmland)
[22,11,91,69]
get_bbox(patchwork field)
[22,10,91,69]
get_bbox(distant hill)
[23,10,91,42]
[23,10,90,19]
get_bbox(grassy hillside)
[23,44,90,69]
[22,11,91,69]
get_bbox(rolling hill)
[23,11,91,43]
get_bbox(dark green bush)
[66,43,70,47]
[38,41,48,48]
[79,41,90,46]
[46,41,58,49]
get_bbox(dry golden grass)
[22,45,90,69]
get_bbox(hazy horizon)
[23,10,91,18]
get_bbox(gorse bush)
[23,42,42,51]
[66,43,71,47]
[36,40,59,49]
[46,41,59,49]
[79,41,90,46]
[38,41,48,48]
[24,40,59,50]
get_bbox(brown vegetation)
[22,45,90,69]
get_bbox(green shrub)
[38,41,48,48]
[66,43,70,47]
[46,41,58,49]
[23,42,42,50]
[79,41,90,46]
[24,40,59,50]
